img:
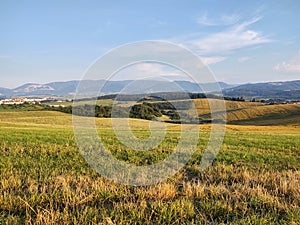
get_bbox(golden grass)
[193,98,263,115]
[226,104,300,123]
[0,110,299,224]
[1,164,299,224]
[193,100,300,126]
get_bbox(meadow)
[0,109,299,224]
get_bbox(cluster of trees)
[95,92,208,101]
[51,101,191,122]
[150,101,193,110]
[0,102,44,111]
[54,103,165,120]
[224,96,245,102]
[161,110,180,120]
[52,96,216,124]
[130,103,162,120]
[55,105,116,118]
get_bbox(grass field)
[0,110,299,224]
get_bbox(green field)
[0,110,299,224]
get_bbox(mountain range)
[223,80,300,100]
[1,80,300,100]
[0,80,235,97]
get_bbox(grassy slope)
[194,98,263,114]
[193,99,300,126]
[0,111,299,224]
[226,104,300,126]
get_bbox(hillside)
[164,99,300,126]
[194,102,300,126]
[226,104,300,126]
[193,99,263,115]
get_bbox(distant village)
[0,97,69,105]
[0,96,299,106]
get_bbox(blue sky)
[0,0,300,88]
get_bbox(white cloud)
[200,56,226,65]
[134,63,164,73]
[274,51,300,72]
[187,17,271,55]
[197,13,240,26]
[113,60,224,82]
[113,62,184,80]
[116,57,224,79]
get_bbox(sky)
[0,0,300,88]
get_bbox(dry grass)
[194,98,263,115]
[225,104,300,124]
[1,163,299,224]
[0,110,299,224]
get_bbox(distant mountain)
[2,80,234,97]
[174,81,235,93]
[13,83,54,93]
[223,80,300,100]
[0,87,12,98]
[1,79,300,100]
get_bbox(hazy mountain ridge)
[1,80,300,100]
[0,87,12,97]
[0,80,234,97]
[223,80,300,100]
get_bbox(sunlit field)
[0,111,299,224]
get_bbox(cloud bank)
[172,16,272,66]
[189,17,271,55]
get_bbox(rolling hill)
[195,100,300,126]
[225,104,300,126]
[147,98,300,126]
